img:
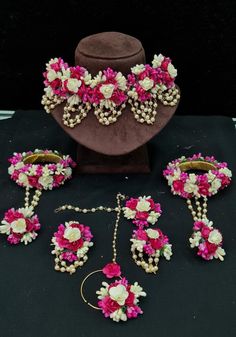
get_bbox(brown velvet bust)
[51,32,180,156]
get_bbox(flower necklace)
[56,193,147,322]
[163,154,232,261]
[0,149,76,245]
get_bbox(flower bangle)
[0,149,76,245]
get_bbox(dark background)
[0,0,235,115]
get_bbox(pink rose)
[102,262,121,279]
[135,211,149,220]
[173,180,184,193]
[98,296,120,317]
[201,226,211,239]
[134,229,148,241]
[126,198,138,210]
[125,291,135,306]
[193,221,205,231]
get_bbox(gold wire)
[80,269,103,310]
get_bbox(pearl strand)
[24,188,42,212]
[187,197,208,221]
[111,193,125,262]
[55,204,119,213]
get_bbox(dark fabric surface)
[0,111,235,337]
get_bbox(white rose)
[115,72,127,90]
[210,178,222,193]
[139,77,154,91]
[167,63,177,78]
[109,284,129,306]
[147,211,159,225]
[38,175,53,189]
[123,207,136,219]
[47,69,58,82]
[99,84,115,99]
[219,167,232,178]
[67,78,81,93]
[11,218,27,234]
[208,229,222,245]
[64,227,81,242]
[18,173,29,187]
[146,228,159,239]
[136,197,151,212]
[131,64,145,75]
[152,54,164,68]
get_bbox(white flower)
[18,173,29,187]
[109,284,129,306]
[42,166,53,176]
[15,162,25,170]
[29,166,38,176]
[219,167,232,178]
[38,175,53,189]
[18,207,34,218]
[90,71,103,88]
[131,64,145,75]
[11,218,27,234]
[152,54,164,68]
[127,89,138,100]
[0,221,11,234]
[66,78,81,93]
[130,282,146,297]
[147,211,159,225]
[123,207,136,219]
[96,286,108,299]
[146,228,159,239]
[208,229,222,245]
[82,71,92,85]
[21,232,37,245]
[47,69,58,82]
[189,231,202,248]
[44,86,53,97]
[167,63,177,78]
[60,68,71,82]
[139,77,154,91]
[209,178,222,194]
[167,169,181,186]
[8,165,15,175]
[110,308,127,322]
[67,94,80,106]
[214,247,226,261]
[115,72,127,90]
[64,227,81,242]
[130,239,146,252]
[163,244,173,260]
[136,197,151,212]
[184,174,199,195]
[99,84,115,99]
[64,167,72,178]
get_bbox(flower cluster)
[43,54,178,107]
[128,54,177,101]
[43,57,92,102]
[0,207,40,245]
[163,154,232,198]
[123,196,162,227]
[189,219,225,261]
[8,149,76,190]
[51,221,93,274]
[131,228,172,260]
[97,277,146,322]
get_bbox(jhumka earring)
[123,196,173,274]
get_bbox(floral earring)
[51,221,94,274]
[123,196,173,274]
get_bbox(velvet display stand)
[0,110,235,337]
[51,32,179,172]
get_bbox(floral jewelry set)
[41,54,180,127]
[0,151,232,322]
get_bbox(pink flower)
[4,208,23,223]
[125,290,135,306]
[173,180,184,193]
[144,244,155,255]
[7,233,21,244]
[61,251,77,262]
[98,296,120,317]
[102,262,121,279]
[135,211,149,221]
[193,221,205,231]
[126,198,138,210]
[201,226,211,239]
[54,174,65,186]
[134,229,148,241]
[126,305,143,319]
[197,241,218,260]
